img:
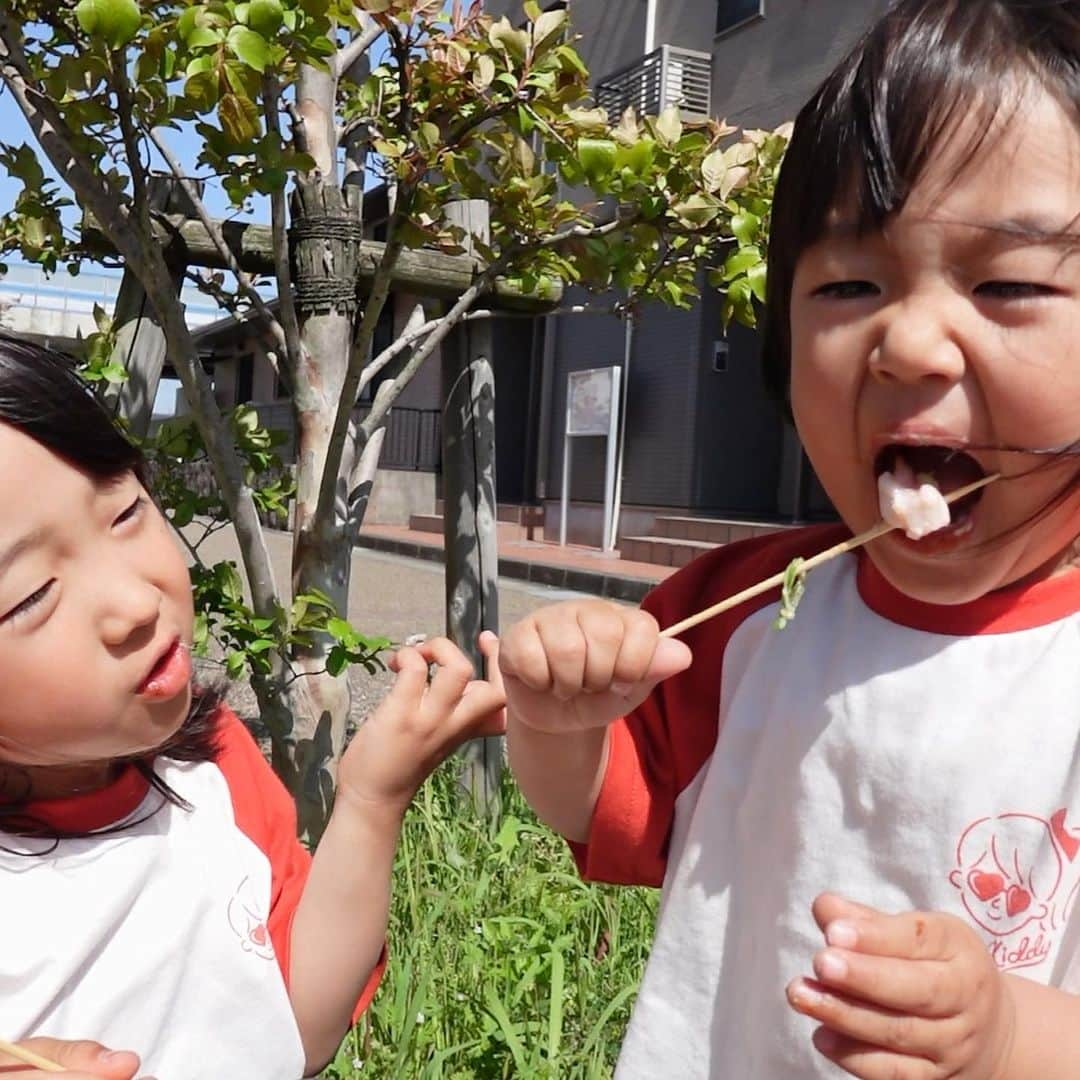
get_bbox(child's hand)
[786,893,1016,1079]
[499,600,691,734]
[0,1038,145,1078]
[335,632,506,817]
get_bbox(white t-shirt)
[0,708,383,1080]
[571,525,1080,1079]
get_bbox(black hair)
[0,332,223,847]
[761,0,1080,407]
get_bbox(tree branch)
[261,75,303,390]
[333,16,385,80]
[145,124,291,365]
[110,54,149,234]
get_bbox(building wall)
[710,0,891,130]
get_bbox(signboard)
[561,366,622,551]
[566,366,617,436]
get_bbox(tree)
[0,0,788,844]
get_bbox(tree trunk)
[281,174,364,845]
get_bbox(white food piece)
[877,458,951,540]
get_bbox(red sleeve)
[213,707,385,1019]
[571,524,849,887]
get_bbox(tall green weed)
[322,766,656,1079]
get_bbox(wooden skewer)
[0,1038,65,1072]
[660,473,1000,639]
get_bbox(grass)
[319,765,657,1079]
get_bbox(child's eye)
[113,496,146,526]
[974,281,1055,300]
[1,580,55,624]
[812,280,880,300]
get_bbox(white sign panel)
[566,367,617,436]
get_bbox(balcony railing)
[596,45,712,123]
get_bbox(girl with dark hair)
[498,1,1080,1077]
[0,333,506,1079]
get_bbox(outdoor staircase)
[618,516,791,568]
[408,502,545,542]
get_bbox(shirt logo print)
[226,874,275,961]
[949,808,1080,972]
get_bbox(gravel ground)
[185,521,619,729]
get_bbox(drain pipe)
[645,0,657,52]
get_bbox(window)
[716,0,764,36]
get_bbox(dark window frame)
[715,0,764,37]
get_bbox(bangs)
[761,0,1080,408]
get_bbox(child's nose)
[98,573,161,645]
[869,300,966,387]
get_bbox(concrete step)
[434,500,544,527]
[619,535,716,568]
[408,513,536,542]
[652,516,788,545]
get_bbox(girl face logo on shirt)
[949,809,1080,970]
[226,875,275,961]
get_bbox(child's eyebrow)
[0,527,46,580]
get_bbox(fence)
[254,402,441,472]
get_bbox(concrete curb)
[353,532,655,603]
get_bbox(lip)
[871,426,973,454]
[137,637,192,700]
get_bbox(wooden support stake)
[442,199,503,817]
[107,177,195,436]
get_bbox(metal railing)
[596,45,712,123]
[253,402,441,472]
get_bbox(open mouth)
[874,443,989,527]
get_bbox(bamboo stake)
[0,1038,65,1072]
[660,473,1000,639]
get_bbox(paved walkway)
[354,522,674,603]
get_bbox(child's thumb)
[12,1039,141,1078]
[643,637,693,686]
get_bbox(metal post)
[602,366,622,553]
[560,424,571,546]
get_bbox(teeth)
[878,460,952,540]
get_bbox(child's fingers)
[414,636,475,717]
[577,604,631,692]
[536,607,589,700]
[498,616,553,692]
[478,630,503,693]
[811,949,960,1018]
[788,977,948,1062]
[450,681,507,738]
[384,645,430,704]
[822,909,958,962]
[812,893,882,933]
[810,1025,928,1080]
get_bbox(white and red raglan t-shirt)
[0,706,384,1080]
[571,525,1080,1079]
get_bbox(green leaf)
[722,246,761,278]
[227,26,271,71]
[488,17,529,60]
[219,93,261,142]
[532,8,567,54]
[730,211,760,245]
[747,260,768,303]
[326,645,349,677]
[247,0,284,37]
[654,105,682,146]
[576,137,616,185]
[185,26,222,49]
[75,0,142,49]
[226,649,247,678]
